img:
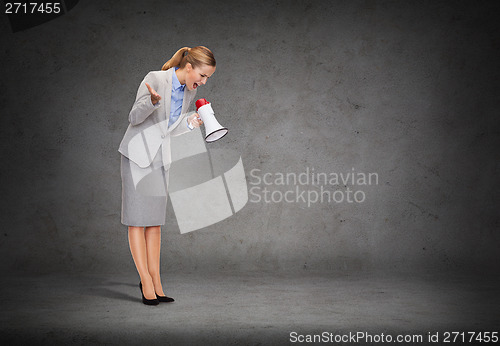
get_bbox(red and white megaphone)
[194,98,228,143]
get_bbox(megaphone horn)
[195,99,228,143]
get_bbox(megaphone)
[195,98,228,143]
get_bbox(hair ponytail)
[161,46,216,71]
[161,47,190,70]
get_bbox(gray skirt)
[120,146,169,227]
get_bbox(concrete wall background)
[0,0,498,275]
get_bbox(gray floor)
[1,270,498,345]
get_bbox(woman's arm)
[128,72,162,126]
[171,112,203,137]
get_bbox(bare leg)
[145,226,165,296]
[128,226,156,299]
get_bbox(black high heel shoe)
[156,293,175,303]
[139,282,159,306]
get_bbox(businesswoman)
[118,46,216,305]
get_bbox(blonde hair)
[161,46,216,71]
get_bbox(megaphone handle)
[187,113,202,130]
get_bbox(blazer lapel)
[166,80,197,133]
[155,68,173,135]
[163,68,173,122]
[181,87,195,115]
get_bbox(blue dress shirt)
[168,67,185,127]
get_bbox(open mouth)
[193,83,199,89]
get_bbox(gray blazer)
[118,68,197,169]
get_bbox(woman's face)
[185,63,216,91]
